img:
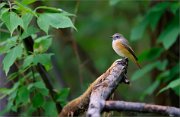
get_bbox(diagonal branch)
[59,59,128,117]
[104,101,180,116]
[87,59,128,117]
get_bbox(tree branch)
[104,101,180,116]
[59,59,128,117]
[87,59,128,117]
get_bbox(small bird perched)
[111,33,141,69]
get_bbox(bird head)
[110,33,123,40]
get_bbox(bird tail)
[131,56,141,69]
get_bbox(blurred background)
[0,0,179,116]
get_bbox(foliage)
[0,0,73,116]
[0,0,179,116]
[130,1,180,98]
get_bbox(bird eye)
[116,35,120,38]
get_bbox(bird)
[111,33,141,69]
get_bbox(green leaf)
[130,2,170,41]
[0,8,9,18]
[14,1,37,17]
[22,55,33,69]
[0,2,6,9]
[156,59,168,71]
[109,0,121,6]
[21,26,39,40]
[32,93,44,108]
[33,81,47,89]
[56,88,70,106]
[16,86,29,104]
[33,53,54,70]
[34,35,52,53]
[43,101,58,116]
[158,15,179,49]
[138,47,164,62]
[22,13,33,30]
[1,12,24,35]
[141,80,160,100]
[130,18,149,41]
[158,78,180,95]
[35,6,63,13]
[21,0,37,5]
[131,61,160,81]
[169,2,180,14]
[3,45,23,75]
[37,13,76,34]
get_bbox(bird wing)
[120,38,138,61]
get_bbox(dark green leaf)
[131,61,160,81]
[3,45,23,75]
[1,12,24,35]
[37,13,76,34]
[169,2,180,14]
[56,88,70,106]
[138,47,164,62]
[34,35,52,53]
[156,59,168,71]
[16,86,29,104]
[158,78,180,94]
[158,15,179,49]
[32,93,44,108]
[141,80,160,100]
[130,18,149,41]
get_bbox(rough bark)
[59,59,128,117]
[104,101,180,116]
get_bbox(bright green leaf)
[22,55,33,69]
[14,1,37,16]
[34,35,52,53]
[22,0,37,5]
[3,45,23,75]
[22,13,33,30]
[35,6,63,13]
[158,78,180,94]
[158,15,179,49]
[21,26,39,40]
[33,53,54,70]
[43,101,58,116]
[37,13,76,34]
[0,8,9,18]
[0,2,6,9]
[1,12,24,35]
[32,93,44,108]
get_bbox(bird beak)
[109,36,113,38]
